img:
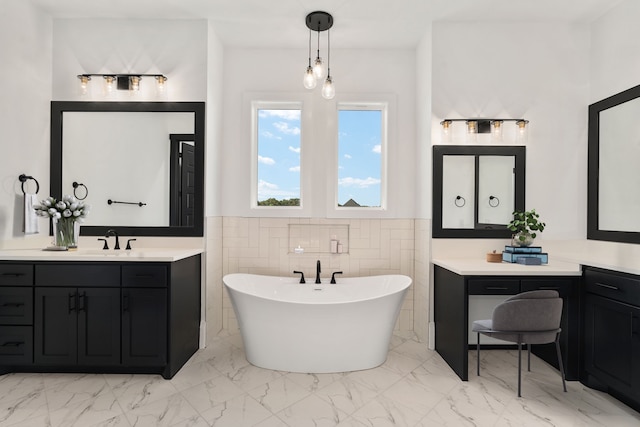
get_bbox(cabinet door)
[584,293,640,396]
[34,287,77,365]
[77,288,121,366]
[122,288,167,366]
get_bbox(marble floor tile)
[1,335,639,427]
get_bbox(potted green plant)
[507,209,545,246]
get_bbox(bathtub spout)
[315,260,321,284]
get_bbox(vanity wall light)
[440,118,529,142]
[77,73,168,97]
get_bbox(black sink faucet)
[315,260,321,284]
[106,229,120,250]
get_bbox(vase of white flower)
[33,195,90,249]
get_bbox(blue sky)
[257,108,382,206]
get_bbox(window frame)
[250,100,304,210]
[335,101,389,212]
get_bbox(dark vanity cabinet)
[583,267,640,410]
[434,265,581,381]
[0,255,200,379]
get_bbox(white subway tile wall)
[209,217,416,335]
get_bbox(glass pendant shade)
[321,76,335,99]
[78,75,90,96]
[303,66,317,89]
[313,57,324,80]
[103,76,116,98]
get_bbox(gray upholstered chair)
[472,290,567,397]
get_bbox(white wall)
[52,19,208,102]
[431,22,591,245]
[590,0,640,103]
[220,48,417,218]
[0,2,52,245]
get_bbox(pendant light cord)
[326,28,331,77]
[308,29,312,67]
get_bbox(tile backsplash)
[214,217,416,335]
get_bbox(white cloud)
[338,177,381,188]
[258,155,275,165]
[258,180,278,190]
[261,131,281,140]
[372,144,381,154]
[288,146,301,154]
[289,166,300,172]
[344,154,352,159]
[273,121,300,135]
[258,110,301,121]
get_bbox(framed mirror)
[588,84,640,244]
[433,145,525,238]
[51,101,205,237]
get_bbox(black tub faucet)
[315,260,321,284]
[106,229,120,250]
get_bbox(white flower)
[62,209,72,218]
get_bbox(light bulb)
[313,57,324,80]
[441,120,452,143]
[303,66,317,89]
[78,75,91,96]
[103,75,116,98]
[130,76,141,92]
[491,120,503,141]
[467,121,478,134]
[322,76,335,99]
[155,75,167,98]
[516,120,529,143]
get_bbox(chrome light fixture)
[77,73,168,97]
[304,11,335,99]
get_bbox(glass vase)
[511,231,534,247]
[53,217,79,250]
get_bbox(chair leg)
[517,336,522,397]
[555,334,567,392]
[527,344,531,372]
[477,332,480,376]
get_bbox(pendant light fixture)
[304,11,335,99]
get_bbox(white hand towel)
[23,193,40,234]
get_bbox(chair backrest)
[492,290,562,332]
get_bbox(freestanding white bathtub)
[223,273,412,373]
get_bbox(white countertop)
[0,247,203,262]
[432,258,582,276]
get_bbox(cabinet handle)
[633,316,639,338]
[68,292,76,313]
[594,282,620,291]
[1,273,24,277]
[538,286,560,290]
[122,293,129,312]
[485,286,508,290]
[78,292,86,312]
[1,302,25,307]
[134,274,155,278]
[1,341,24,347]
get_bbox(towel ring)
[18,174,39,195]
[489,195,500,207]
[455,195,466,207]
[72,182,88,200]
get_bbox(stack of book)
[502,245,548,265]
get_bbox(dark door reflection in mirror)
[588,84,640,243]
[433,145,525,238]
[51,101,204,237]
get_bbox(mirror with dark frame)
[433,145,526,238]
[50,101,205,237]
[588,84,640,244]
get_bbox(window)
[253,103,302,207]
[337,104,387,208]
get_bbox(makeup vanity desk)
[432,258,582,381]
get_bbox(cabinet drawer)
[585,268,640,306]
[521,278,574,298]
[468,279,519,295]
[0,287,33,325]
[35,264,120,287]
[122,265,167,288]
[0,264,33,287]
[0,326,33,365]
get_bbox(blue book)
[504,245,543,253]
[502,251,548,264]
